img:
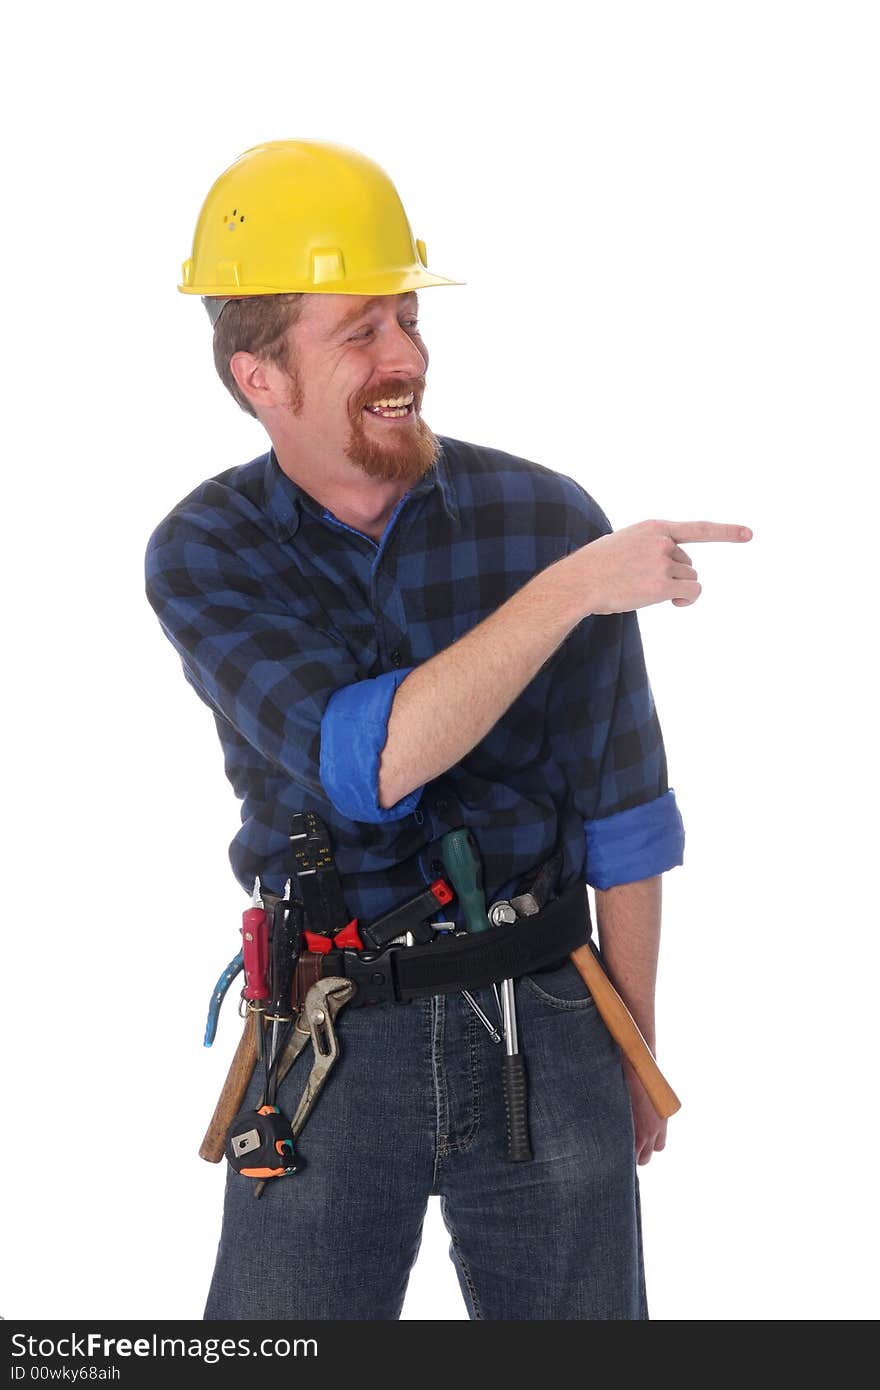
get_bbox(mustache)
[356,378,426,412]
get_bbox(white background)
[2,0,877,1322]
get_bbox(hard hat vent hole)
[222,208,246,231]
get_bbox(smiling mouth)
[363,391,416,420]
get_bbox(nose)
[374,318,428,379]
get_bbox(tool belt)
[265,877,592,1009]
[201,820,682,1181]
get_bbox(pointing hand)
[572,518,753,615]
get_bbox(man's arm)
[376,552,589,808]
[374,509,717,813]
[147,494,708,826]
[594,875,662,1054]
[594,874,668,1163]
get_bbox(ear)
[229,350,288,412]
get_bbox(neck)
[272,439,409,542]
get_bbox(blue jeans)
[204,959,648,1320]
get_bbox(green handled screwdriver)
[440,828,490,934]
[440,828,533,1162]
[439,829,499,1042]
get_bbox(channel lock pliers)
[252,975,356,1199]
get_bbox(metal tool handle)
[502,1054,533,1162]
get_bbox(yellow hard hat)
[179,139,463,305]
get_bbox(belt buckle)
[342,945,402,1007]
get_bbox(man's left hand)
[623,1059,668,1164]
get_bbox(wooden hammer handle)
[199,1008,260,1163]
[570,942,681,1120]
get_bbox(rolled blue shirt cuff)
[320,668,424,823]
[584,788,685,889]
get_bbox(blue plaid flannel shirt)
[144,435,685,926]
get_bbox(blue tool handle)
[204,950,244,1047]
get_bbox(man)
[145,140,751,1320]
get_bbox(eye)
[347,317,420,342]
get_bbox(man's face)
[281,290,440,487]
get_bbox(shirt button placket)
[372,567,407,675]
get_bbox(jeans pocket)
[521,958,596,1011]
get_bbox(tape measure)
[225,1104,301,1180]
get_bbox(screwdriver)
[242,876,270,1003]
[267,881,296,1073]
[242,876,270,1060]
[437,829,500,1041]
[440,828,533,1162]
[440,828,488,934]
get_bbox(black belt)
[322,878,592,1007]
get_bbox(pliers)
[252,975,356,1198]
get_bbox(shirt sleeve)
[548,481,686,889]
[144,513,423,823]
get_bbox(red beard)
[345,403,441,485]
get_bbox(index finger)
[665,521,753,543]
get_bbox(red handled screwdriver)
[242,876,270,1059]
[242,877,270,1001]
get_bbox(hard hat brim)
[179,268,465,296]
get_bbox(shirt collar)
[264,438,460,542]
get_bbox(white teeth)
[368,392,414,408]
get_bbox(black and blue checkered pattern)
[144,435,684,924]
